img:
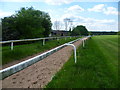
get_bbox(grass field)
[2,37,79,65]
[46,35,118,88]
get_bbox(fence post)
[57,38,59,41]
[43,39,45,45]
[11,42,14,50]
[83,39,85,47]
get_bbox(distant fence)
[0,36,80,50]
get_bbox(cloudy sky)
[0,0,119,31]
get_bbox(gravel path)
[2,38,87,88]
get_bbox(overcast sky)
[0,0,119,31]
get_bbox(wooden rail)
[1,36,80,50]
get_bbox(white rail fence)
[1,36,80,50]
[0,36,91,80]
[65,43,77,63]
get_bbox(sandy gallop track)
[2,38,86,88]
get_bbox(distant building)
[51,30,70,36]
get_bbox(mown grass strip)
[46,35,118,88]
[2,37,79,65]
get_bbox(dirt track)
[2,38,87,88]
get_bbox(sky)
[0,0,119,32]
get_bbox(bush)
[71,25,89,36]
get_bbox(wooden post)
[57,38,59,41]
[11,42,13,50]
[83,40,84,47]
[43,39,45,45]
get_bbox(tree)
[2,16,20,41]
[71,25,89,36]
[41,13,52,37]
[2,7,52,40]
[118,31,120,35]
[15,7,52,39]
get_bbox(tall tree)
[15,7,51,39]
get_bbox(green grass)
[2,37,80,65]
[46,35,118,88]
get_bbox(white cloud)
[0,0,72,3]
[88,4,118,15]
[43,0,74,5]
[85,18,115,24]
[0,10,13,18]
[88,4,105,12]
[62,5,84,20]
[103,7,118,15]
[44,0,119,5]
[1,0,119,3]
[0,0,43,2]
[61,13,115,24]
[60,13,117,31]
[67,5,84,12]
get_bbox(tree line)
[2,6,89,41]
[2,7,52,41]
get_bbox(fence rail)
[0,36,79,44]
[1,36,81,50]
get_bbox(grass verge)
[46,35,118,88]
